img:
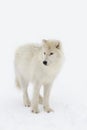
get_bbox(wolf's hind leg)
[17,74,31,107]
[15,78,21,89]
[22,86,31,107]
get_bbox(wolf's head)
[41,39,63,66]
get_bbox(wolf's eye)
[44,52,46,55]
[50,52,53,55]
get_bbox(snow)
[0,0,87,129]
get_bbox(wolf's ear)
[56,41,61,49]
[42,39,47,43]
[42,39,48,48]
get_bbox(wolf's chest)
[32,66,57,84]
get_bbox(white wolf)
[15,39,64,113]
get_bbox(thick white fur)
[15,39,64,113]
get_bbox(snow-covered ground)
[0,0,87,130]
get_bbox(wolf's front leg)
[31,83,41,113]
[43,83,53,113]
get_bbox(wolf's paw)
[44,107,54,113]
[24,100,31,107]
[31,107,39,114]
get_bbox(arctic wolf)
[15,39,64,113]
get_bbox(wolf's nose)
[43,61,47,65]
